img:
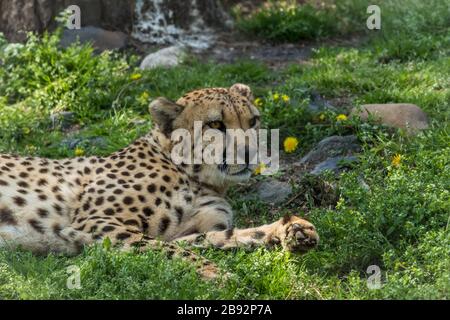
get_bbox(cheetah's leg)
[173,215,319,253]
[56,226,95,255]
[172,195,233,238]
[79,221,223,280]
[126,236,222,280]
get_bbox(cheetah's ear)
[230,83,254,101]
[149,98,184,135]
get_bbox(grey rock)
[350,103,429,135]
[310,156,358,175]
[254,179,292,204]
[299,135,361,167]
[60,26,128,52]
[60,136,107,149]
[60,138,82,149]
[307,92,337,112]
[139,46,186,70]
[89,137,107,148]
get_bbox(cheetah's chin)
[224,168,252,183]
[230,168,252,176]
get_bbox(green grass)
[237,0,449,46]
[236,0,367,41]
[0,1,449,299]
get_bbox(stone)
[310,156,358,175]
[89,137,107,148]
[350,103,429,135]
[60,138,82,150]
[254,179,292,204]
[60,136,107,149]
[60,27,128,52]
[307,91,336,112]
[139,46,186,70]
[298,135,361,167]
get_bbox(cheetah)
[0,84,319,279]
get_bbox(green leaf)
[102,237,112,251]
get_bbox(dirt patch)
[198,31,367,69]
[199,32,312,69]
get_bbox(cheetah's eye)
[249,116,260,128]
[207,120,226,132]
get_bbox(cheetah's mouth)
[230,167,252,176]
[218,164,252,177]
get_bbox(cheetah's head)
[149,84,260,191]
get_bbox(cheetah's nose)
[295,231,306,241]
[305,238,317,247]
[295,230,318,248]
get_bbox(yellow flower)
[392,154,402,167]
[282,94,290,103]
[74,147,85,157]
[254,98,263,107]
[336,114,348,122]
[130,73,142,81]
[319,113,326,121]
[254,163,267,175]
[273,93,280,102]
[140,91,150,101]
[283,137,299,153]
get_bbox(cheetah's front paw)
[272,216,319,253]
